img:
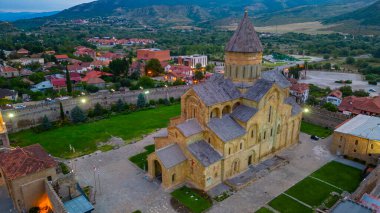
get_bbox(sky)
[0,0,94,12]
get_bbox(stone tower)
[0,111,10,147]
[224,11,263,84]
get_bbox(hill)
[12,0,376,31]
[0,11,59,21]
[325,0,380,26]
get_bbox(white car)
[14,105,26,109]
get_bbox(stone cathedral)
[147,12,302,190]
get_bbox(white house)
[326,90,343,106]
[31,81,53,92]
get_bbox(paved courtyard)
[299,70,380,96]
[72,130,335,213]
[0,185,15,213]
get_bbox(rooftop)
[0,144,57,180]
[176,119,203,137]
[335,114,380,141]
[208,115,246,142]
[64,195,94,213]
[156,144,187,169]
[188,140,222,167]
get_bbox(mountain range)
[0,11,59,21]
[11,0,380,34]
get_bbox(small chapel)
[147,11,302,191]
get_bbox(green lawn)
[171,186,212,213]
[311,161,362,192]
[269,194,312,213]
[10,105,180,159]
[286,177,340,207]
[300,121,333,138]
[255,207,274,213]
[265,161,363,212]
[129,145,155,170]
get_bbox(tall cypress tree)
[65,65,72,95]
[59,102,65,120]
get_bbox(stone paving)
[72,130,335,213]
[0,185,15,213]
[69,129,176,213]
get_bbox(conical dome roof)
[225,11,263,53]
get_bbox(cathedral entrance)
[154,160,162,182]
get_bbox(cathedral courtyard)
[69,129,357,213]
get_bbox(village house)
[67,62,92,73]
[11,57,44,66]
[90,60,109,69]
[96,52,123,62]
[0,65,19,78]
[74,46,96,58]
[31,81,53,92]
[289,78,309,103]
[0,88,18,101]
[55,54,69,62]
[0,144,58,212]
[326,90,343,106]
[137,48,171,62]
[16,48,29,56]
[147,12,302,191]
[174,55,208,68]
[164,65,193,82]
[331,114,380,165]
[338,96,380,116]
[50,72,81,90]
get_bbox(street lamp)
[8,113,15,118]
[303,108,310,113]
[81,98,87,104]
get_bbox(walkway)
[0,185,15,213]
[333,158,366,170]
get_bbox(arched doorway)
[222,105,231,116]
[154,160,162,182]
[248,151,255,166]
[210,108,220,118]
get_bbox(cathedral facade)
[147,12,302,191]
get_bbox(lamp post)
[144,90,150,102]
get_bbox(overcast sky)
[0,0,94,12]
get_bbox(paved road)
[0,185,15,213]
[71,129,175,213]
[73,131,335,213]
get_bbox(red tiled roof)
[1,66,18,72]
[329,90,343,99]
[82,70,112,82]
[17,48,29,54]
[290,83,309,93]
[0,144,57,180]
[87,77,105,84]
[51,78,66,87]
[339,96,380,115]
[55,54,69,59]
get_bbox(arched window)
[251,130,254,138]
[240,143,243,150]
[228,148,231,155]
[268,106,272,122]
[355,140,358,145]
[172,174,176,182]
[277,124,281,134]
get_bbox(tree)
[28,72,45,84]
[93,103,106,116]
[59,102,65,121]
[194,71,204,81]
[137,93,146,108]
[353,89,370,97]
[137,76,155,89]
[306,96,319,106]
[65,67,72,95]
[0,50,6,60]
[113,99,125,112]
[323,63,331,70]
[195,63,202,71]
[322,102,338,112]
[40,115,52,131]
[109,58,129,76]
[340,86,353,97]
[373,47,380,58]
[323,55,330,60]
[345,57,355,65]
[70,106,87,123]
[85,84,99,93]
[145,58,164,76]
[205,64,215,73]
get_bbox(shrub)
[71,106,87,123]
[137,93,146,108]
[149,99,156,106]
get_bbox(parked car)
[14,105,26,110]
[310,135,320,141]
[369,89,376,92]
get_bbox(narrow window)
[251,130,254,138]
[214,172,218,178]
[340,136,343,142]
[208,138,211,144]
[268,106,272,122]
[264,131,266,140]
[228,148,231,155]
[47,176,52,181]
[240,143,242,150]
[270,128,273,137]
[371,144,374,149]
[172,174,176,182]
[355,140,358,145]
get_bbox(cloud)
[0,0,94,12]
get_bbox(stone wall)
[45,180,67,213]
[302,106,350,129]
[3,85,190,133]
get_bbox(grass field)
[171,186,212,213]
[255,207,274,213]
[266,161,362,212]
[129,145,155,170]
[300,121,333,138]
[10,104,180,159]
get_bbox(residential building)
[82,70,113,82]
[31,81,53,92]
[0,144,58,212]
[11,58,44,66]
[55,54,69,62]
[74,46,96,58]
[289,79,309,103]
[147,12,301,191]
[164,65,193,82]
[0,89,18,101]
[175,55,208,68]
[137,48,171,62]
[327,90,343,106]
[67,62,92,73]
[339,96,380,116]
[331,114,380,165]
[96,52,123,62]
[0,65,19,78]
[87,77,106,88]
[16,48,29,56]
